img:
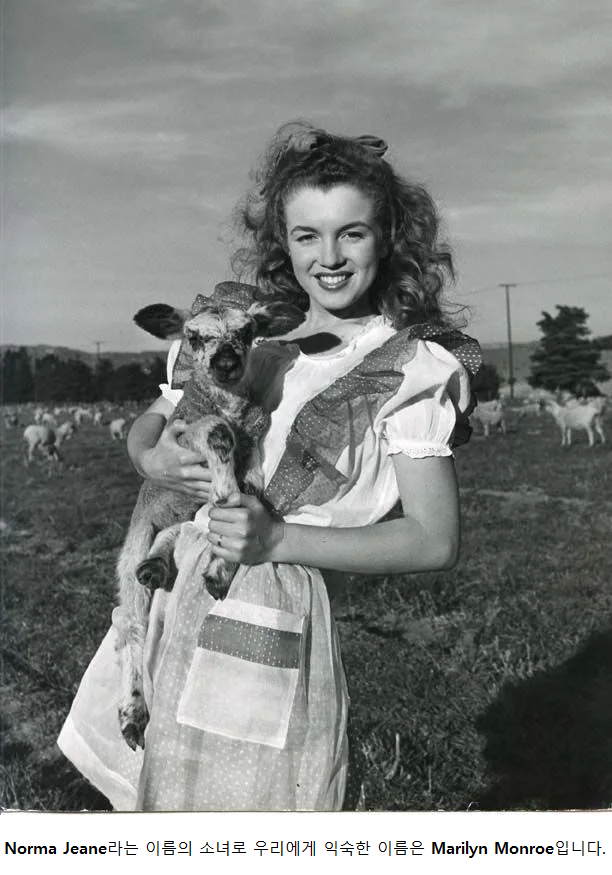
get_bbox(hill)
[4,340,612,388]
[0,344,165,369]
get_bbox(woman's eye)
[296,234,316,243]
[343,231,364,241]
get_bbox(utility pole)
[500,284,517,400]
[93,340,105,364]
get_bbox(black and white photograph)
[2,0,612,815]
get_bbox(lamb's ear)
[133,304,192,339]
[248,301,306,338]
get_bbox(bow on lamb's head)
[133,282,305,390]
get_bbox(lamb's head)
[184,304,256,388]
[184,299,304,388]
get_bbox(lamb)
[24,425,60,464]
[543,398,606,447]
[470,399,507,437]
[41,412,57,428]
[115,293,303,750]
[73,407,93,426]
[109,418,127,441]
[23,420,77,465]
[56,420,77,443]
[3,410,19,428]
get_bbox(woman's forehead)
[284,184,376,228]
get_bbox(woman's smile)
[315,271,352,290]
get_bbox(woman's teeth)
[317,274,350,288]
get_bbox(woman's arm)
[127,397,212,501]
[208,454,460,574]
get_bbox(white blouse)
[159,316,472,529]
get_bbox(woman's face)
[284,184,383,319]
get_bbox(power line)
[463,271,612,297]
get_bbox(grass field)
[2,408,612,811]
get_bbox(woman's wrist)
[268,520,291,563]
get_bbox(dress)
[57,315,474,811]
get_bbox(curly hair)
[232,121,459,330]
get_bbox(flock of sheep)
[472,390,608,447]
[2,403,136,465]
[3,385,609,468]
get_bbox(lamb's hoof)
[118,699,149,751]
[136,557,170,591]
[204,574,230,601]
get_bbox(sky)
[3,0,612,354]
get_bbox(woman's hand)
[208,494,285,565]
[139,420,212,502]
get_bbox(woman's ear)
[248,301,306,337]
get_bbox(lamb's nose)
[215,352,238,371]
[212,345,241,375]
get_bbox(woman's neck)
[288,299,378,337]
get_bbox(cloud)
[5,0,612,348]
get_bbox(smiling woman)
[58,121,481,812]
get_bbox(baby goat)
[471,399,507,437]
[115,294,303,750]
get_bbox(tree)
[0,348,34,402]
[109,362,153,402]
[93,358,115,401]
[529,306,610,396]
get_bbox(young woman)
[58,122,480,811]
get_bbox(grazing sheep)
[56,420,77,442]
[24,420,76,465]
[41,412,57,428]
[73,407,92,426]
[517,401,543,418]
[110,418,127,441]
[23,424,61,464]
[470,399,507,437]
[115,293,303,750]
[3,410,19,428]
[93,410,104,426]
[543,398,606,447]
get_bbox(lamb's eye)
[238,325,254,344]
[187,333,207,350]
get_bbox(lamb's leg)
[136,522,182,591]
[586,424,595,447]
[116,510,157,750]
[594,417,606,445]
[185,417,241,599]
[241,443,265,498]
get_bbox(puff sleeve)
[374,340,472,458]
[158,339,184,407]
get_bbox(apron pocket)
[177,598,306,749]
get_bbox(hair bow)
[353,135,388,157]
[306,131,388,158]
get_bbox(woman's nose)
[319,237,344,268]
